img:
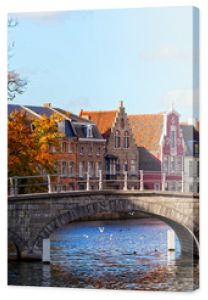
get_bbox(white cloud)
[141,45,192,61]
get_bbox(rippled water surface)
[8,219,199,291]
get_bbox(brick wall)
[106,102,139,189]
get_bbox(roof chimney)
[43,102,52,108]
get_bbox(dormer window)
[87,125,93,138]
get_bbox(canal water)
[8,219,199,291]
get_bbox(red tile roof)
[80,110,117,138]
[128,114,164,152]
[80,109,165,153]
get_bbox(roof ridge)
[129,113,164,117]
[81,109,117,113]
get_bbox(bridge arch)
[33,198,199,257]
[8,230,26,259]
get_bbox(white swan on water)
[98,227,105,233]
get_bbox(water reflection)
[8,218,198,291]
[167,250,176,266]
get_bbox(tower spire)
[171,101,175,111]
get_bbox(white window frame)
[95,161,102,177]
[79,161,84,177]
[124,131,129,148]
[61,161,67,176]
[114,130,121,148]
[80,146,84,155]
[61,142,68,153]
[69,161,75,177]
[88,161,94,177]
[96,146,101,156]
[130,159,137,175]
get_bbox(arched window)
[87,125,93,138]
[124,131,129,148]
[114,130,121,148]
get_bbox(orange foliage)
[8,111,63,176]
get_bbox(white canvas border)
[0,0,207,299]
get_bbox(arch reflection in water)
[49,218,183,290]
[8,218,198,290]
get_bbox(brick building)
[51,106,106,190]
[8,104,106,191]
[129,109,185,191]
[8,102,189,192]
[80,101,139,189]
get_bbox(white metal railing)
[7,170,194,196]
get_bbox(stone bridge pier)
[8,191,199,261]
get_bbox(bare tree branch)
[8,17,28,101]
[8,71,27,101]
[8,17,18,28]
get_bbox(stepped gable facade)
[80,101,139,189]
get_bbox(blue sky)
[8,7,199,121]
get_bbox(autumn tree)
[8,111,63,177]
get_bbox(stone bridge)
[8,190,199,260]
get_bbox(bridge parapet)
[8,170,191,196]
